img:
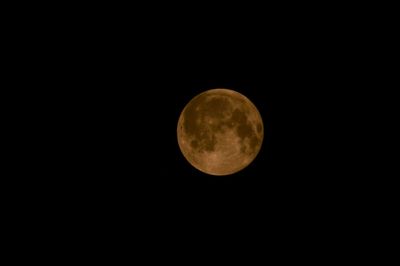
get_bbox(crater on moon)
[177,88,264,176]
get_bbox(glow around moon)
[177,88,264,176]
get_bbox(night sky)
[31,6,373,247]
[19,4,376,256]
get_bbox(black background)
[16,4,378,256]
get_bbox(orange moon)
[177,88,264,176]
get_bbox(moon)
[177,88,264,176]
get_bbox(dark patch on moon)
[205,96,227,112]
[202,133,216,152]
[211,122,226,135]
[240,145,247,153]
[190,140,199,149]
[230,108,248,124]
[236,123,254,140]
[203,96,231,120]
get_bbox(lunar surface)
[177,88,263,175]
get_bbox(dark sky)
[35,4,373,238]
[20,4,378,255]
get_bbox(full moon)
[177,88,264,176]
